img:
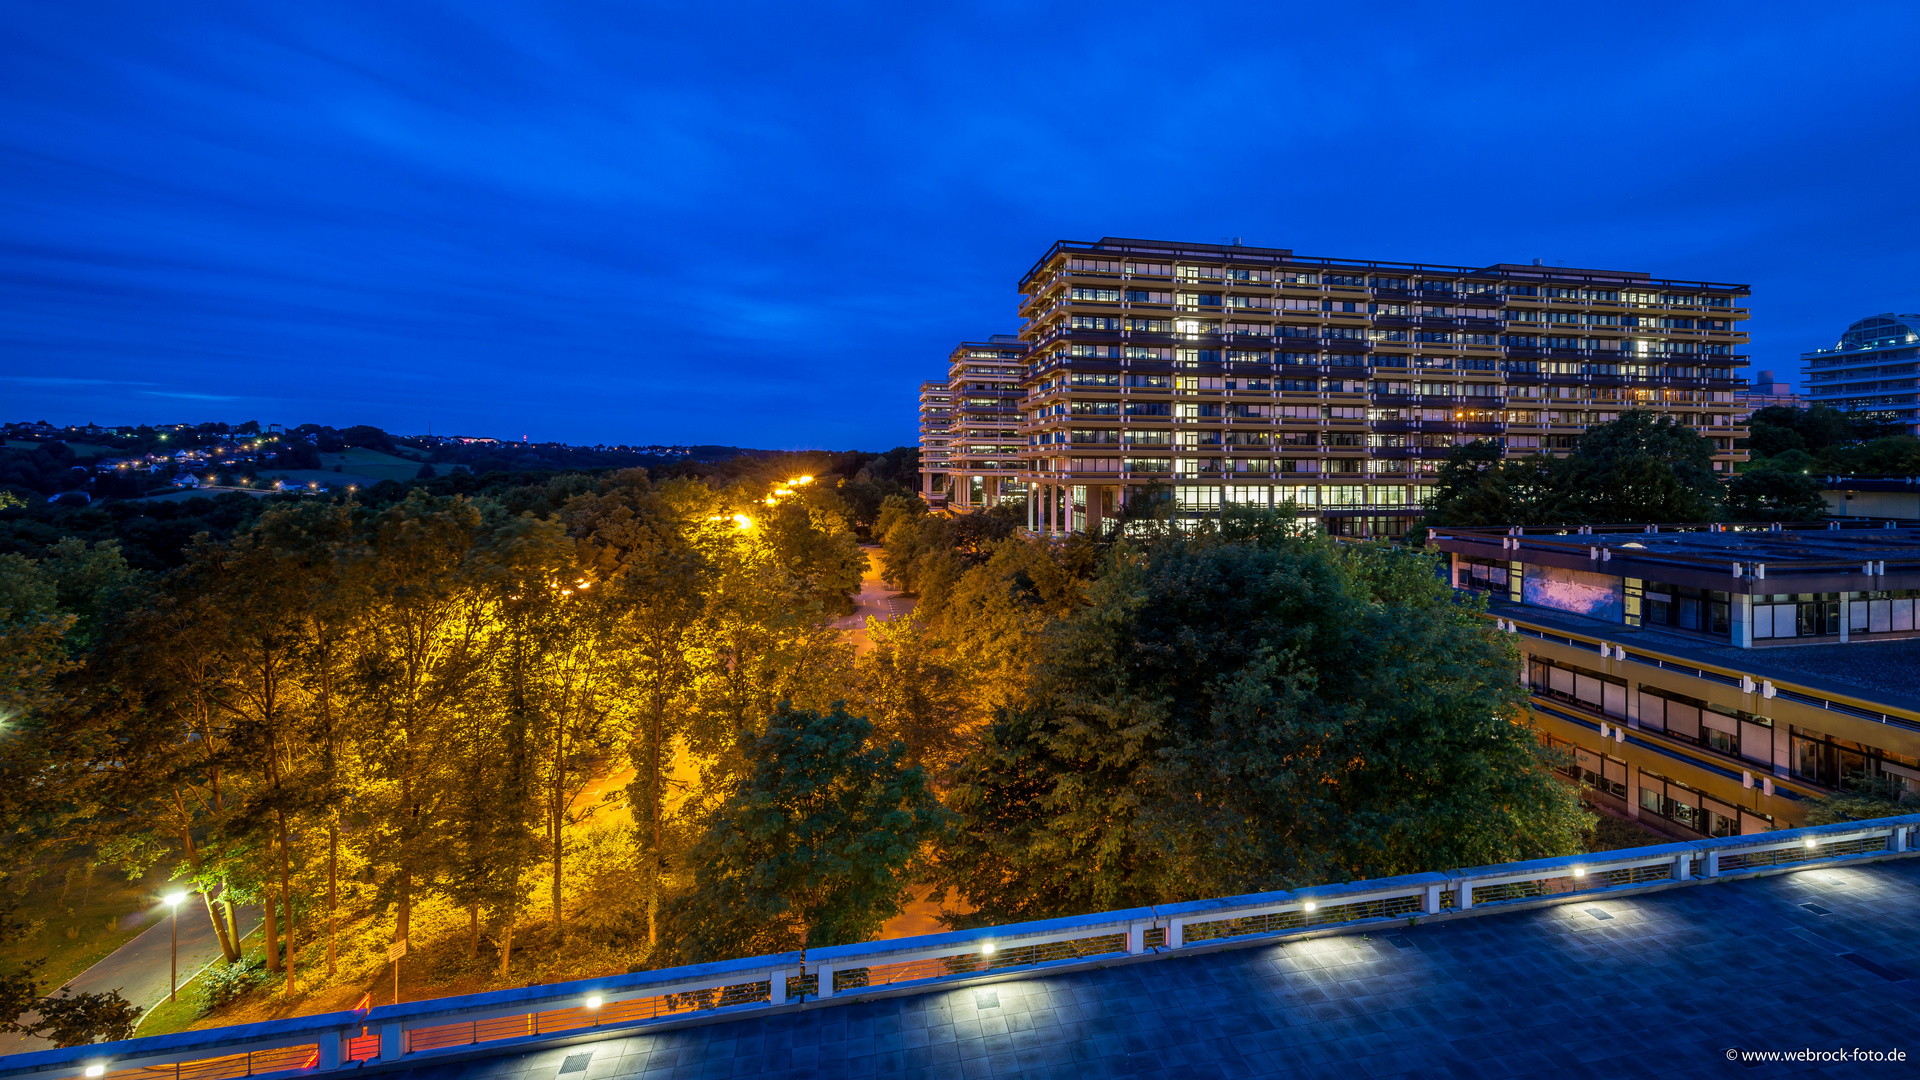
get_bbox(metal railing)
[7,815,1917,1080]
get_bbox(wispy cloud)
[137,390,240,402]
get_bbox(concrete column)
[1449,551,1461,589]
[1422,884,1442,915]
[1457,882,1474,910]
[1840,593,1852,643]
[1705,851,1720,878]
[1627,765,1642,819]
[1168,919,1185,949]
[1127,922,1148,955]
[1732,593,1753,648]
[379,1022,403,1062]
[815,964,834,999]
[319,1030,342,1070]
[1672,854,1692,881]
[771,971,788,1005]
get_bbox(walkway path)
[833,546,915,656]
[0,904,260,1055]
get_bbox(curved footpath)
[0,905,260,1057]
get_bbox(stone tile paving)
[392,859,1920,1080]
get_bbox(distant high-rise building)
[1014,238,1750,537]
[930,337,1028,511]
[1800,313,1920,435]
[917,380,952,505]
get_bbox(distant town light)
[732,514,754,531]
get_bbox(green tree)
[341,491,495,957]
[1726,468,1829,522]
[1803,774,1912,826]
[1427,444,1574,528]
[660,701,947,963]
[1563,410,1722,522]
[934,530,1587,924]
[852,617,971,778]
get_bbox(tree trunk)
[174,799,240,963]
[225,884,242,957]
[551,723,565,947]
[327,821,338,977]
[275,803,297,995]
[469,904,479,959]
[649,681,664,945]
[498,917,513,979]
[262,889,280,972]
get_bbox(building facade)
[1801,313,1920,435]
[1733,368,1803,420]
[1016,238,1749,537]
[917,380,952,506]
[940,336,1028,511]
[1429,521,1920,835]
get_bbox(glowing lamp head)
[164,892,187,907]
[980,942,995,955]
[586,995,602,1009]
[1805,838,1819,850]
[85,1067,105,1078]
[1572,867,1586,879]
[1302,902,1316,913]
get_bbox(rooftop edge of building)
[1018,236,1750,293]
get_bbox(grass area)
[0,852,168,991]
[313,449,422,482]
[5,440,117,457]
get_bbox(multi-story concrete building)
[1430,521,1920,835]
[940,336,1028,511]
[1801,313,1920,435]
[1733,368,1804,420]
[1016,238,1749,537]
[917,380,952,506]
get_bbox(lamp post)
[163,892,187,1003]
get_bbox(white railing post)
[815,964,834,999]
[770,971,787,1005]
[1704,850,1719,878]
[318,1030,341,1071]
[1895,827,1909,853]
[1422,884,1441,915]
[1457,882,1473,910]
[1167,919,1185,948]
[379,1021,403,1062]
[1673,854,1692,881]
[1127,922,1148,955]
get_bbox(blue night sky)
[3,2,1918,449]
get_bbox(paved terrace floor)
[388,859,1920,1080]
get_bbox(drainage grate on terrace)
[1585,908,1614,921]
[1801,903,1833,916]
[559,1053,593,1074]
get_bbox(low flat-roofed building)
[1823,475,1920,521]
[1429,520,1920,836]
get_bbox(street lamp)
[164,892,187,1003]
